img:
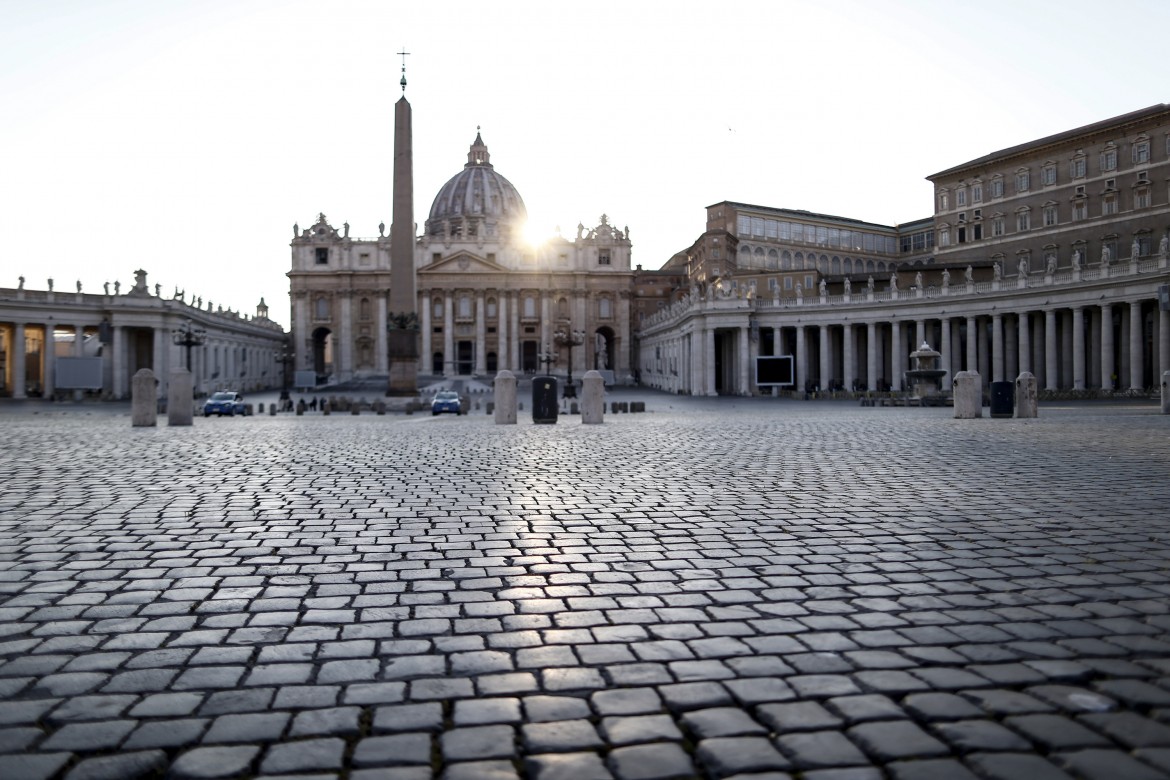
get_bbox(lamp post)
[537,344,557,375]
[172,319,206,372]
[554,327,586,398]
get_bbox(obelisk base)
[386,330,419,396]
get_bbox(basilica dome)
[426,132,527,238]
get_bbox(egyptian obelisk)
[387,54,419,395]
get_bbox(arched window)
[359,298,371,321]
[831,256,841,275]
[753,247,765,268]
[781,250,793,271]
[599,297,612,319]
[767,249,778,270]
[558,297,569,319]
[432,297,443,318]
[794,252,804,270]
[458,295,471,318]
[523,296,536,318]
[315,297,329,320]
[844,258,853,275]
[486,297,497,318]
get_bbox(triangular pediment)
[421,251,509,275]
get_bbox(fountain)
[905,341,948,404]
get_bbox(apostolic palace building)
[3,104,1170,401]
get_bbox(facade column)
[293,294,309,372]
[42,324,56,398]
[1089,307,1102,388]
[112,325,127,398]
[890,321,903,391]
[1005,316,1018,380]
[617,292,631,376]
[540,291,551,358]
[497,292,508,374]
[977,317,990,386]
[376,294,389,374]
[866,322,877,391]
[418,292,430,375]
[153,327,167,398]
[1017,310,1031,375]
[1130,301,1144,391]
[738,325,750,396]
[842,323,854,392]
[915,318,926,349]
[443,291,454,377]
[510,291,520,372]
[475,292,487,376]
[338,293,353,381]
[12,323,26,398]
[1045,310,1058,390]
[795,325,807,392]
[940,318,952,390]
[991,313,1004,382]
[1100,304,1114,391]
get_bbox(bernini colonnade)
[637,258,1170,397]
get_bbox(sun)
[522,221,553,248]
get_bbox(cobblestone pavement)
[2,396,1170,780]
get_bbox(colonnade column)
[338,293,352,380]
[915,319,926,349]
[738,326,750,396]
[866,322,877,391]
[475,292,487,376]
[1073,307,1086,389]
[1045,310,1058,391]
[152,327,167,397]
[991,314,1004,382]
[890,321,903,392]
[842,324,854,392]
[376,295,389,374]
[705,326,717,396]
[965,316,977,374]
[540,292,551,357]
[42,324,56,398]
[795,325,807,392]
[418,293,430,375]
[818,326,831,391]
[1160,307,1170,381]
[1100,304,1114,391]
[1017,311,1031,375]
[113,326,127,398]
[12,323,26,398]
[940,318,952,391]
[443,291,454,377]
[1129,301,1144,391]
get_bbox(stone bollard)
[582,370,605,424]
[1163,371,1170,414]
[167,369,194,426]
[570,402,579,415]
[269,404,276,416]
[132,368,158,427]
[619,402,629,413]
[1015,371,1038,418]
[258,402,265,413]
[952,370,982,419]
[610,401,619,414]
[486,401,494,415]
[375,400,386,415]
[351,404,360,415]
[296,399,306,416]
[322,401,330,415]
[494,370,517,425]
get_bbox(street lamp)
[172,319,206,371]
[554,327,585,398]
[537,344,558,375]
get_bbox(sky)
[4,0,1169,329]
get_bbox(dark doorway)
[457,341,473,375]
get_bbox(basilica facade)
[288,133,633,385]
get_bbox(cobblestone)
[2,397,1170,778]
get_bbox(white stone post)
[1015,372,1038,418]
[581,370,604,424]
[953,370,982,418]
[494,370,517,424]
[132,368,158,427]
[168,369,194,426]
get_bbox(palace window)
[1041,164,1057,186]
[315,248,329,265]
[992,216,1005,237]
[1043,204,1058,226]
[956,188,967,207]
[1016,209,1031,232]
[1072,198,1087,221]
[1100,145,1117,172]
[1133,138,1151,164]
[990,176,1004,198]
[938,190,949,211]
[939,226,951,247]
[1071,154,1087,178]
[972,182,983,203]
[598,249,611,266]
[1015,169,1030,193]
[1135,186,1151,209]
[1102,194,1118,216]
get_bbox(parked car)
[204,391,247,417]
[431,390,463,415]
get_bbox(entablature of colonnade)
[637,258,1170,338]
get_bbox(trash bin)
[989,380,1013,418]
[532,376,559,424]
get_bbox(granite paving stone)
[3,400,1170,778]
